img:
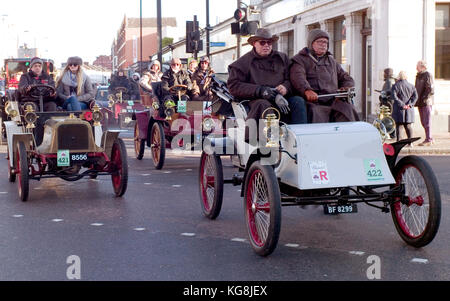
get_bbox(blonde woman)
[56,56,94,111]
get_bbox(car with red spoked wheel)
[4,84,128,202]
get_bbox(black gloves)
[256,86,278,101]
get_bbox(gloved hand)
[257,86,278,101]
[304,90,318,102]
[275,94,290,114]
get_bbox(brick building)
[93,55,112,70]
[111,15,177,74]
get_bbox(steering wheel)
[27,84,56,99]
[169,84,188,95]
[114,86,128,94]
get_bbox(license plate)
[323,204,358,215]
[70,153,88,162]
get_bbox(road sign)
[210,42,226,47]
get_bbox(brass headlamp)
[5,101,19,118]
[92,104,103,126]
[164,99,176,121]
[262,107,281,148]
[24,103,38,129]
[107,95,115,107]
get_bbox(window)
[333,18,347,64]
[278,30,295,58]
[436,3,450,79]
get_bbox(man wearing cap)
[290,29,359,123]
[161,58,197,100]
[191,56,214,101]
[227,28,307,125]
[18,57,58,111]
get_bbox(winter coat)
[289,47,358,122]
[161,68,194,97]
[192,68,215,96]
[415,71,434,107]
[382,78,396,97]
[18,70,57,103]
[289,47,354,103]
[391,79,418,124]
[227,49,292,101]
[56,71,95,105]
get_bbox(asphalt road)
[0,130,449,282]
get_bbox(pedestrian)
[391,71,418,147]
[227,27,307,126]
[289,29,359,123]
[415,60,435,146]
[56,56,94,111]
[18,57,58,111]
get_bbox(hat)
[247,28,279,45]
[307,29,330,50]
[67,56,83,66]
[30,57,43,68]
[149,60,161,70]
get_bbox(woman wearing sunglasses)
[56,56,94,111]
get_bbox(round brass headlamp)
[202,117,215,132]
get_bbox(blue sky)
[1,0,239,65]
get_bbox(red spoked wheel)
[390,155,441,247]
[150,122,165,170]
[111,138,128,197]
[16,141,29,202]
[244,161,281,256]
[198,152,224,219]
[134,122,145,160]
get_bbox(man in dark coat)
[227,28,307,126]
[161,58,196,100]
[414,60,434,146]
[191,56,214,101]
[108,70,132,99]
[18,57,58,111]
[392,71,418,147]
[289,29,359,123]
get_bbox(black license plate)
[70,153,88,162]
[323,204,358,215]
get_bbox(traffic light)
[186,20,203,54]
[231,7,259,36]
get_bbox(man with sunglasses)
[290,29,359,123]
[227,28,307,126]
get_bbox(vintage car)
[4,84,128,202]
[199,89,441,256]
[107,85,146,129]
[133,78,229,170]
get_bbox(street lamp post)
[140,0,143,76]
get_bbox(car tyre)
[390,155,441,247]
[150,122,165,170]
[111,138,128,197]
[16,141,29,202]
[134,122,145,160]
[199,152,224,220]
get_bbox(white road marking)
[185,169,192,171]
[285,243,300,248]
[349,251,366,256]
[181,233,196,237]
[12,214,23,218]
[231,238,247,242]
[133,228,146,231]
[172,185,182,188]
[0,192,8,194]
[144,183,152,185]
[141,174,151,176]
[91,223,104,226]
[411,258,429,264]
[164,171,172,174]
[51,219,64,222]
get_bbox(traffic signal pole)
[206,0,210,58]
[236,0,241,59]
[157,0,162,64]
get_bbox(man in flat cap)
[18,56,58,111]
[227,28,307,128]
[290,29,359,123]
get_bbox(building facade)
[111,16,177,74]
[93,55,112,70]
[156,0,450,132]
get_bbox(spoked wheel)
[134,122,145,160]
[244,161,281,256]
[199,152,224,219]
[390,155,441,247]
[111,138,128,197]
[150,122,165,170]
[16,141,29,202]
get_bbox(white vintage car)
[199,85,441,257]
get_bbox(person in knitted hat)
[227,27,307,128]
[18,56,58,111]
[55,56,94,111]
[290,29,359,123]
[191,56,214,101]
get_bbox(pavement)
[394,132,450,155]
